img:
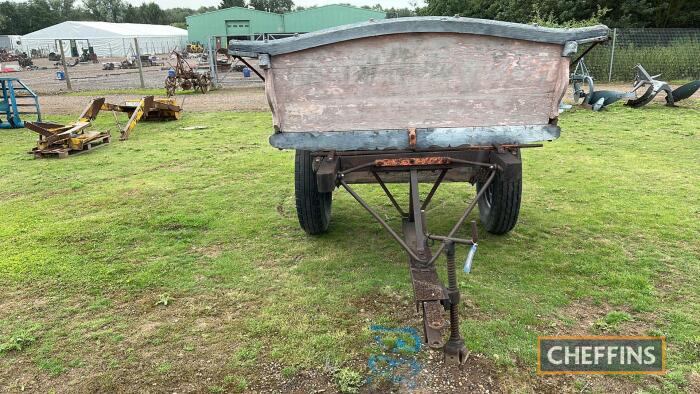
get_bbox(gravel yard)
[4,55,263,95]
[38,87,269,115]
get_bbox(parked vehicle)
[230,17,609,364]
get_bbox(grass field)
[0,100,698,393]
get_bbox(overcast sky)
[121,0,423,9]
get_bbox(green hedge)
[584,39,699,82]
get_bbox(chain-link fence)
[206,36,264,89]
[5,37,187,94]
[583,28,700,82]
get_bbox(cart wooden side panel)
[267,33,569,133]
[230,17,608,151]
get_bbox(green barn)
[186,5,386,47]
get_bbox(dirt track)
[38,86,269,116]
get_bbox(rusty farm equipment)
[1,77,41,129]
[570,58,634,111]
[25,99,110,159]
[0,50,32,68]
[165,51,212,96]
[570,60,699,111]
[626,64,700,108]
[24,95,182,157]
[101,96,182,140]
[186,43,204,54]
[231,17,610,365]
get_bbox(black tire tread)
[294,150,332,235]
[478,172,521,235]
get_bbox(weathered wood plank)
[229,16,608,56]
[269,33,568,132]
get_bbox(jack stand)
[443,241,469,365]
[338,157,497,364]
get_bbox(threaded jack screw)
[443,241,469,366]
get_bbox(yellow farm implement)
[25,96,182,158]
[25,98,110,159]
[101,96,182,140]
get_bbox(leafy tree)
[3,0,697,38]
[196,6,218,14]
[418,0,700,27]
[385,7,416,18]
[0,1,210,34]
[248,0,293,13]
[220,0,246,9]
[122,4,139,23]
[48,0,79,20]
[138,2,165,24]
[0,0,81,35]
[82,0,126,22]
[164,7,199,25]
[360,3,385,11]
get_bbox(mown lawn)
[0,100,698,393]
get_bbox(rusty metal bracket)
[571,40,602,65]
[232,55,265,81]
[375,156,451,167]
[315,155,339,193]
[421,169,447,211]
[407,127,417,149]
[372,171,406,217]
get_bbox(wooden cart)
[230,17,608,364]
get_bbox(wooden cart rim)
[228,16,609,56]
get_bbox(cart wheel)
[197,75,210,93]
[295,150,332,235]
[476,168,522,235]
[202,80,210,93]
[165,77,176,97]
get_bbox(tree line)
[0,0,217,35]
[1,0,697,36]
[419,0,699,28]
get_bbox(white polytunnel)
[20,21,188,57]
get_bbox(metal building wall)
[283,5,386,33]
[186,7,283,44]
[186,5,387,44]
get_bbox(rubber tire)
[295,150,332,235]
[476,168,522,235]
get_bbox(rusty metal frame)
[421,169,447,211]
[335,150,500,361]
[571,40,603,65]
[371,171,406,217]
[339,160,495,264]
[231,55,265,81]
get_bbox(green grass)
[0,100,698,391]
